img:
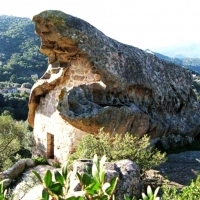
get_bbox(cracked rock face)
[29,10,200,142]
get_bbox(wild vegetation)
[1,15,200,199]
[2,154,198,200]
[0,15,47,83]
[1,15,200,121]
[0,114,33,171]
[154,52,200,73]
[0,15,47,120]
[68,130,166,171]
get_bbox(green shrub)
[68,130,166,171]
[162,174,200,200]
[32,157,48,165]
[0,180,7,200]
[32,155,118,200]
[0,115,33,171]
[125,185,160,200]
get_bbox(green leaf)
[81,173,94,187]
[32,170,43,183]
[92,159,99,182]
[66,196,85,200]
[0,194,4,200]
[62,161,68,180]
[0,182,4,194]
[93,154,98,166]
[76,172,82,182]
[154,187,160,198]
[54,170,64,185]
[124,194,131,200]
[99,155,106,182]
[94,194,108,200]
[44,170,53,188]
[85,182,101,195]
[102,182,110,193]
[142,193,148,200]
[99,170,105,184]
[49,183,63,195]
[105,177,118,195]
[147,185,153,197]
[42,189,49,200]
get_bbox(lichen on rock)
[28,10,200,159]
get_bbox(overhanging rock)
[28,10,200,147]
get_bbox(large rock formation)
[28,10,200,160]
[12,159,141,200]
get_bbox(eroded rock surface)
[28,10,200,159]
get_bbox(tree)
[0,115,33,171]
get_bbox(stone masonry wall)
[32,58,103,161]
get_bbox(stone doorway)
[47,133,54,159]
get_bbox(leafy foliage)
[124,185,160,200]
[69,130,166,171]
[32,157,48,165]
[0,91,29,120]
[162,174,200,200]
[0,114,33,171]
[33,155,118,200]
[0,15,48,120]
[0,15,47,84]
[0,179,10,200]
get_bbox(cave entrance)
[47,133,54,159]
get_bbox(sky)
[0,0,200,52]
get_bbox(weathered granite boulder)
[72,159,141,199]
[0,159,35,188]
[12,160,141,200]
[28,10,200,160]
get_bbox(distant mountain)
[0,15,47,84]
[152,43,200,58]
[1,15,200,82]
[145,49,200,74]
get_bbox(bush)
[32,157,48,165]
[33,155,118,200]
[0,114,33,171]
[162,174,200,200]
[69,130,166,171]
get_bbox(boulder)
[12,165,55,200]
[70,159,141,199]
[28,10,200,161]
[1,159,26,180]
[0,159,35,188]
[13,160,141,200]
[28,10,200,139]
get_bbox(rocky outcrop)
[145,151,200,188]
[73,159,141,199]
[13,159,141,200]
[0,159,35,188]
[29,10,200,141]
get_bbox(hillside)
[153,43,200,58]
[0,15,47,84]
[1,15,200,84]
[153,51,200,73]
[0,15,47,120]
[0,15,200,121]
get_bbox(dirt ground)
[145,151,200,188]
